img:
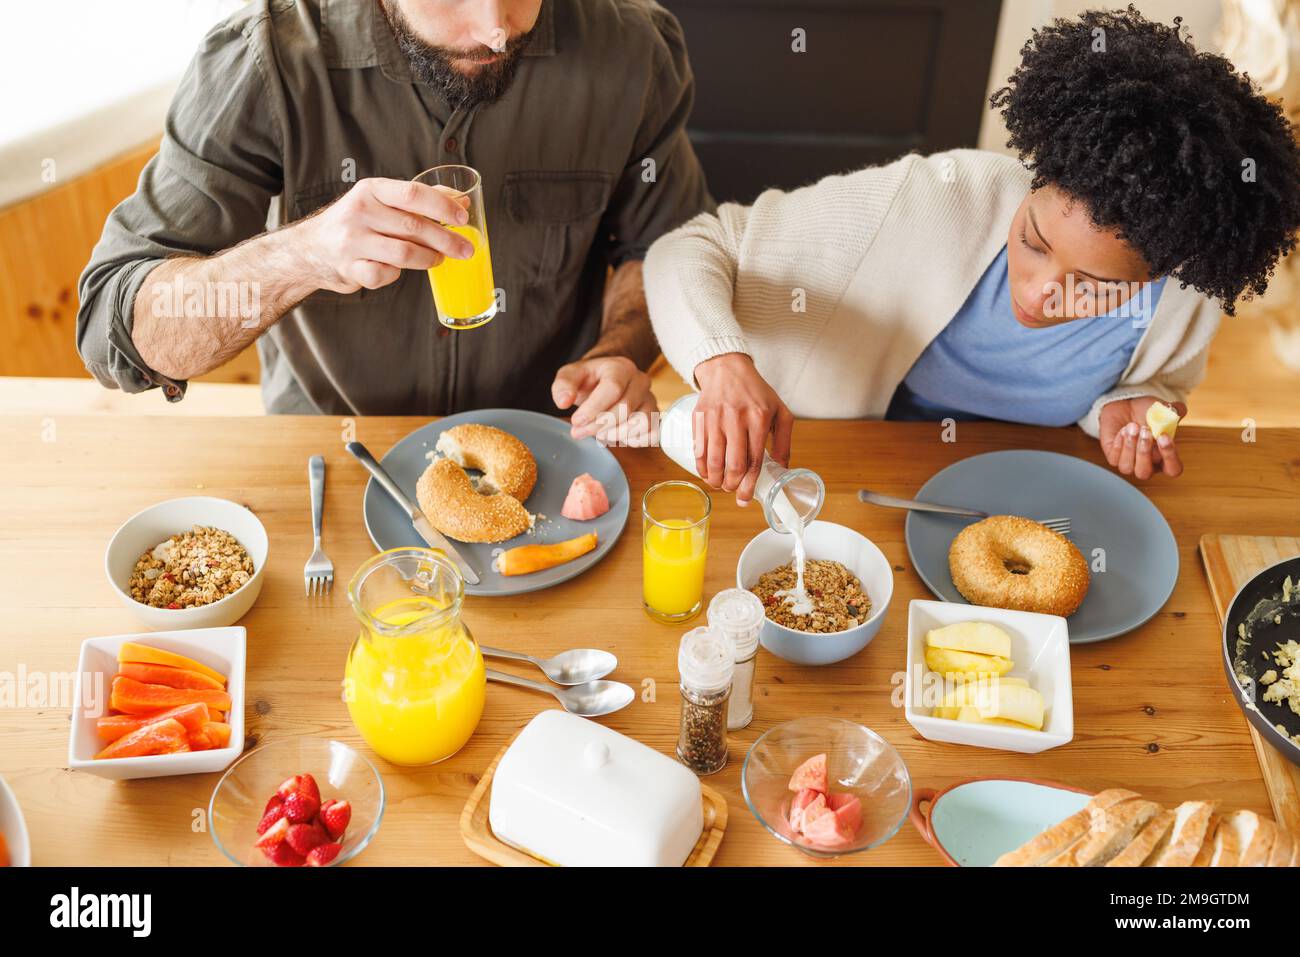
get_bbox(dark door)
[663,0,1003,204]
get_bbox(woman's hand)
[1098,396,1187,480]
[692,353,794,505]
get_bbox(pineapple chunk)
[1145,401,1181,440]
[971,682,1045,730]
[924,646,1013,679]
[932,676,1028,719]
[926,622,1012,659]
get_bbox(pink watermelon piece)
[801,807,857,849]
[560,473,610,521]
[826,792,863,838]
[788,789,823,834]
[788,753,828,794]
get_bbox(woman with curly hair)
[645,6,1300,500]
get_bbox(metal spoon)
[481,645,617,686]
[486,669,634,717]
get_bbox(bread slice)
[994,788,1140,867]
[1209,814,1244,866]
[1150,801,1218,867]
[1050,798,1160,867]
[1107,808,1175,867]
[1191,815,1222,867]
[1225,811,1274,866]
[1266,827,1294,867]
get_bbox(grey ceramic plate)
[362,409,630,597]
[904,450,1179,644]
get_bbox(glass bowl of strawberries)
[209,738,384,867]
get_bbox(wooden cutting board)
[1199,534,1300,832]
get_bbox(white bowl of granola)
[105,497,269,630]
[737,521,893,666]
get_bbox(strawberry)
[306,842,342,867]
[254,816,289,849]
[285,821,329,857]
[319,799,351,841]
[283,790,320,823]
[256,794,285,835]
[277,773,321,805]
[264,842,306,867]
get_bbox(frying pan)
[1222,555,1300,768]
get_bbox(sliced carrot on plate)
[95,702,211,742]
[117,642,226,685]
[110,676,231,714]
[95,717,191,759]
[496,532,598,576]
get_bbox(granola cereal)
[750,559,871,633]
[128,526,254,609]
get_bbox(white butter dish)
[486,710,704,866]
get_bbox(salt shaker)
[708,588,764,731]
[676,625,734,775]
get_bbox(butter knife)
[345,441,482,585]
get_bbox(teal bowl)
[910,777,1093,866]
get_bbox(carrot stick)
[496,533,598,576]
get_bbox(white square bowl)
[904,600,1073,754]
[69,627,245,780]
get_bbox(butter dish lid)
[491,710,702,842]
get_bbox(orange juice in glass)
[413,164,497,329]
[345,548,485,766]
[642,480,711,623]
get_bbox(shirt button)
[446,137,458,153]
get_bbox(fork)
[856,489,1071,536]
[304,455,334,595]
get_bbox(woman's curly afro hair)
[990,5,1300,315]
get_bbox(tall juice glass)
[345,548,486,766]
[412,164,497,329]
[642,480,711,623]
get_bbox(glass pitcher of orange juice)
[344,548,486,766]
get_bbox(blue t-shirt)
[888,246,1166,426]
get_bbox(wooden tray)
[459,734,728,866]
[1199,534,1300,832]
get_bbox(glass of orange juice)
[344,548,486,766]
[642,480,711,624]
[412,164,497,329]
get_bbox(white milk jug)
[658,392,824,535]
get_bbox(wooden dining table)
[1,413,1294,866]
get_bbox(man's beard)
[381,1,534,111]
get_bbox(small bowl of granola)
[737,521,893,666]
[105,497,269,630]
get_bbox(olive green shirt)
[76,0,711,414]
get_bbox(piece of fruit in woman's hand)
[320,799,352,841]
[1145,401,1181,440]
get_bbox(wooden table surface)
[1,414,1295,867]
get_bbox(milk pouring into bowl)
[658,393,825,613]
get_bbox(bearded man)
[77,0,710,434]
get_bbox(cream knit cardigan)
[644,149,1222,437]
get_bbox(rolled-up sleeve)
[76,11,285,398]
[601,7,713,266]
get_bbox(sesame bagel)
[417,458,533,544]
[435,424,536,501]
[414,424,538,544]
[948,515,1090,617]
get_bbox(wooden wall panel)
[0,139,260,385]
